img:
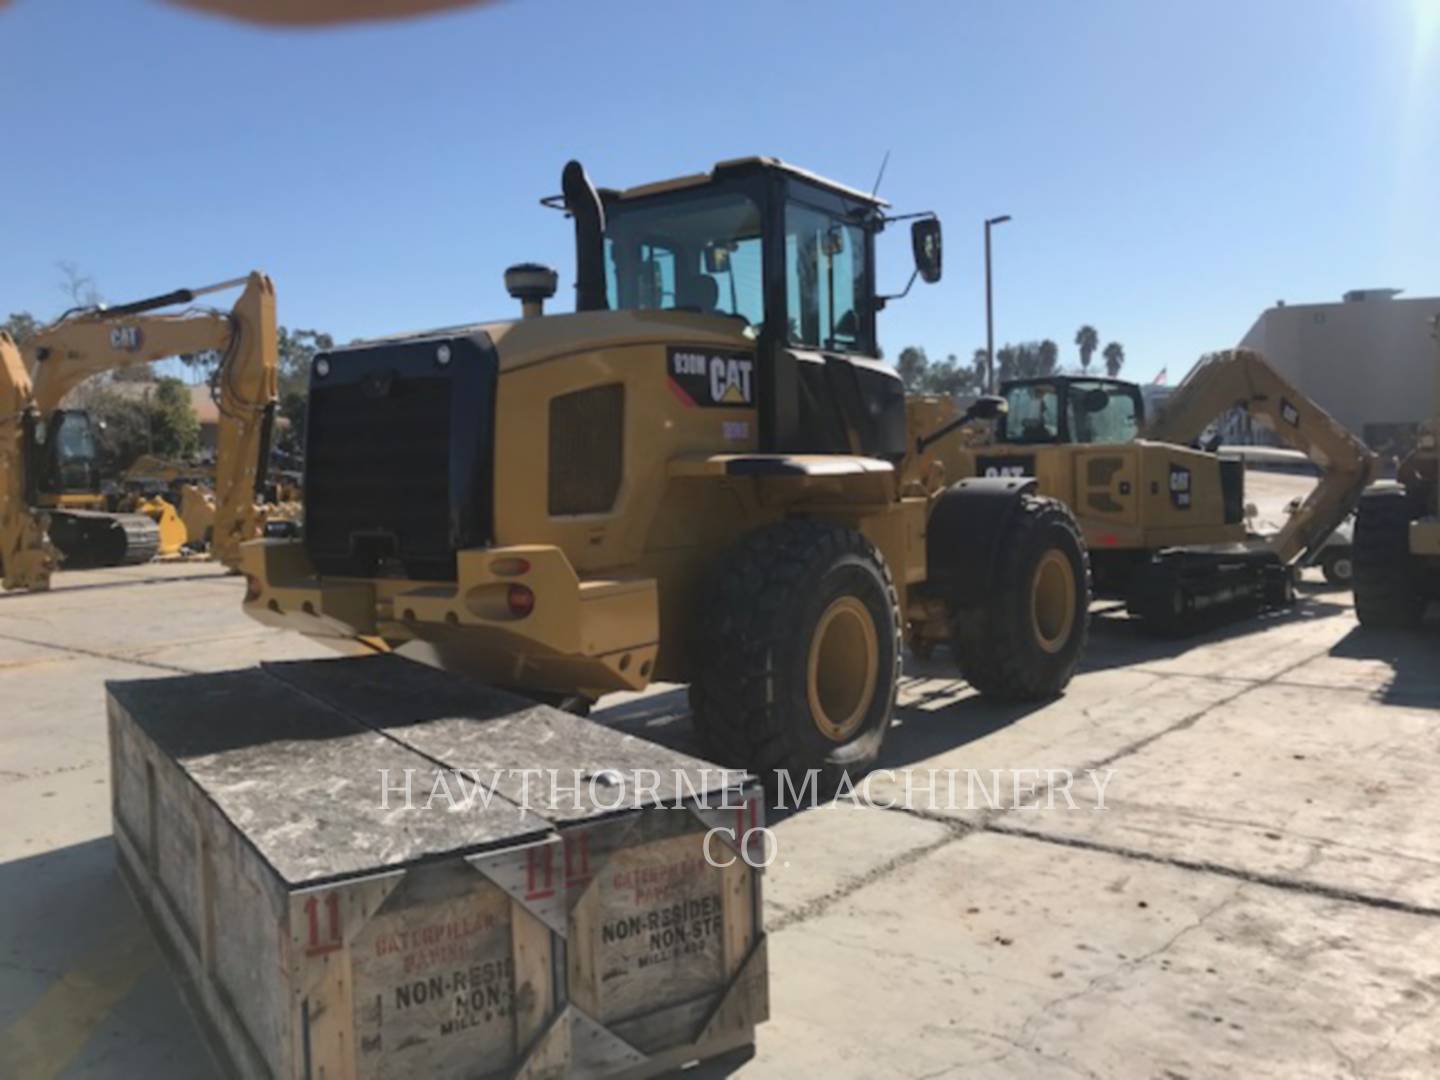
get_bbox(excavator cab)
[34,409,103,501]
[998,377,1145,446]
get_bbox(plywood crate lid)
[106,668,552,887]
[262,656,750,821]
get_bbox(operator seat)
[676,274,720,314]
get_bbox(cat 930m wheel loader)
[1353,318,1440,629]
[242,158,1091,788]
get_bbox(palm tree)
[1103,341,1125,378]
[1075,325,1099,374]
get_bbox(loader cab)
[585,157,942,460]
[998,377,1144,446]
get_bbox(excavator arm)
[1144,347,1377,565]
[2,271,277,590]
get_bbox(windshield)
[604,192,763,327]
[1065,380,1142,443]
[1002,380,1142,444]
[1003,383,1062,443]
[56,413,97,463]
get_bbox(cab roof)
[600,156,889,208]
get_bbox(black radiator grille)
[304,333,497,580]
[548,383,624,515]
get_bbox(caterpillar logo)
[109,326,142,352]
[1169,464,1192,509]
[976,454,1034,479]
[667,347,755,409]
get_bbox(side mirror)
[912,218,942,284]
[1080,388,1110,413]
[963,395,1008,422]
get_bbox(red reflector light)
[507,584,535,618]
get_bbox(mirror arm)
[877,268,919,311]
[916,400,998,456]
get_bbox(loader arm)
[4,271,278,589]
[1144,347,1377,564]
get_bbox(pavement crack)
[769,827,966,933]
[0,631,199,676]
[985,823,1440,919]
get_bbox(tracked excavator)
[913,349,1376,633]
[0,272,278,590]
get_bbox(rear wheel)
[689,520,900,794]
[1320,547,1353,587]
[950,495,1089,699]
[1354,488,1426,629]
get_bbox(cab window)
[784,202,869,354]
[604,193,764,326]
[1067,381,1142,444]
[1004,383,1062,443]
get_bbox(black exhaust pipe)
[562,160,609,312]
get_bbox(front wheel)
[950,495,1090,699]
[689,520,901,794]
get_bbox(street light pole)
[984,214,1011,394]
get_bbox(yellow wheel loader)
[1353,318,1440,628]
[0,272,279,590]
[919,352,1375,634]
[242,158,1092,787]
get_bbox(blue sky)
[1,0,1437,383]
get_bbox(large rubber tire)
[689,520,901,794]
[950,495,1090,699]
[1353,488,1426,629]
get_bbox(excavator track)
[46,510,161,568]
[1125,548,1294,636]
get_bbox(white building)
[1238,288,1440,457]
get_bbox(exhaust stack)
[504,263,558,319]
[561,160,608,312]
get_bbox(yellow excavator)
[0,272,278,590]
[914,349,1376,632]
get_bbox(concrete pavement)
[0,560,1437,1078]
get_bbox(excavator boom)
[1,272,278,590]
[1145,348,1377,565]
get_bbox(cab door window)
[784,202,869,354]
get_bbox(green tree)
[1075,325,1099,374]
[1103,341,1125,378]
[2,311,39,346]
[148,377,201,458]
[895,345,930,391]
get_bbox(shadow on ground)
[1329,621,1440,706]
[1082,585,1350,673]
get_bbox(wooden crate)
[263,656,770,1079]
[107,668,571,1080]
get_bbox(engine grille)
[548,383,624,515]
[304,332,497,580]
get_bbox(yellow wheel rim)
[1030,549,1077,655]
[807,596,880,742]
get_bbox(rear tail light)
[507,584,535,618]
[244,575,262,602]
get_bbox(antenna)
[869,150,891,199]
